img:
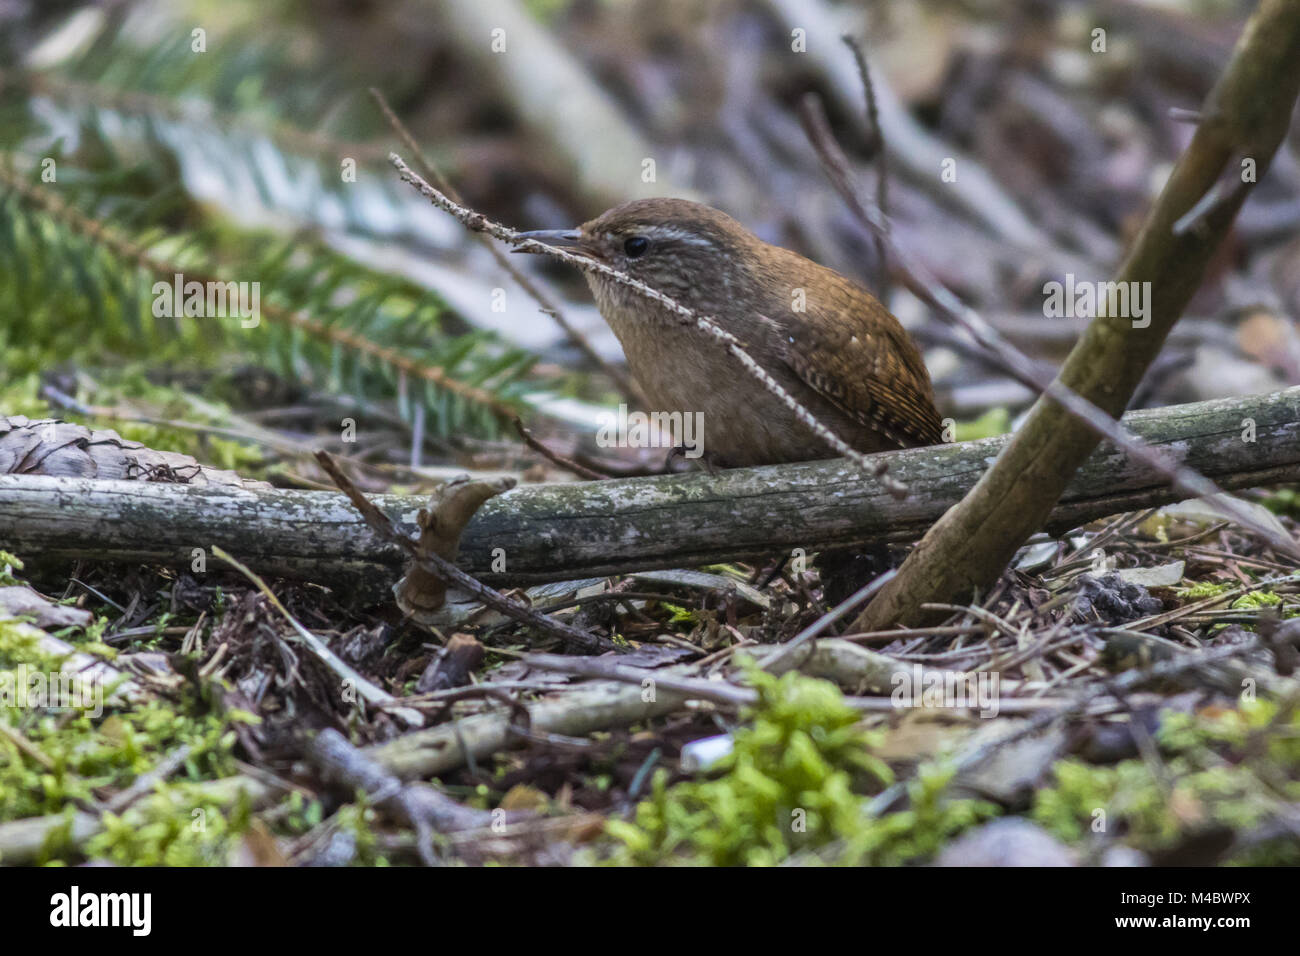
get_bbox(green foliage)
[81,790,251,867]
[1033,699,1300,864]
[1264,487,1300,519]
[0,181,543,440]
[1231,590,1283,610]
[0,551,23,586]
[1176,581,1235,599]
[0,376,56,421]
[658,602,698,625]
[953,406,1011,442]
[331,799,390,867]
[0,13,571,442]
[850,763,999,865]
[1171,580,1296,630]
[0,615,46,670]
[281,789,326,831]
[524,0,576,23]
[606,666,995,865]
[0,691,245,825]
[2,571,251,863]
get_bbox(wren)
[519,198,942,467]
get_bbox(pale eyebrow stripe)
[639,225,716,248]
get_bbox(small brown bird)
[519,198,942,467]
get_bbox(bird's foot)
[664,445,721,476]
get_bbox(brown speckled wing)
[779,286,944,450]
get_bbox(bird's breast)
[598,305,868,466]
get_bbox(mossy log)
[0,389,1296,587]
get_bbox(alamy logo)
[152,273,261,328]
[50,886,151,936]
[891,665,1000,718]
[1042,273,1152,328]
[0,665,103,718]
[596,403,705,458]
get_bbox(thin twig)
[513,417,610,480]
[842,35,891,301]
[521,653,756,708]
[522,649,1057,715]
[368,88,645,406]
[104,745,194,814]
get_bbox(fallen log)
[0,388,1296,586]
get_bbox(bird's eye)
[623,236,650,259]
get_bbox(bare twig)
[857,0,1300,632]
[368,88,645,406]
[307,728,505,866]
[513,417,609,481]
[104,745,194,815]
[520,653,755,708]
[842,35,890,301]
[524,645,1055,715]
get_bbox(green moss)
[659,602,698,625]
[0,369,262,472]
[2,598,256,864]
[0,616,59,670]
[1230,591,1282,610]
[0,552,22,586]
[281,790,326,831]
[0,694,245,823]
[1176,581,1236,599]
[82,788,252,867]
[605,666,995,865]
[1033,699,1300,864]
[332,801,389,866]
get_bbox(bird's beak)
[512,228,586,255]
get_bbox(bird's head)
[515,198,766,316]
